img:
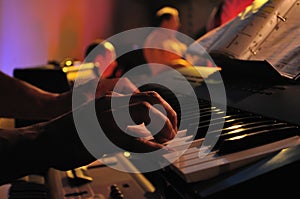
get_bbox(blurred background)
[0,0,222,76]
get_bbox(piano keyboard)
[160,95,300,183]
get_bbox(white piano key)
[174,150,218,165]
[163,147,200,162]
[168,136,300,183]
[175,129,188,138]
[166,135,194,148]
[163,145,211,164]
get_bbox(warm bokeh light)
[239,0,269,20]
[65,60,73,66]
[0,0,115,76]
[123,151,131,158]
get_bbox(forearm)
[0,71,94,120]
[0,71,71,120]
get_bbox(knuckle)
[139,101,151,109]
[169,130,176,140]
[171,111,177,119]
[122,77,129,83]
[165,120,176,140]
[169,132,176,140]
[146,91,160,98]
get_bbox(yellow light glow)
[228,128,245,135]
[156,6,179,17]
[123,151,131,158]
[65,60,72,66]
[228,134,247,140]
[103,41,115,52]
[239,0,269,20]
[226,124,243,130]
[62,67,68,73]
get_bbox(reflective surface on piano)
[161,97,300,183]
[143,67,300,198]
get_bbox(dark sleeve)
[0,126,48,185]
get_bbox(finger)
[109,78,140,94]
[119,78,140,94]
[103,100,176,142]
[97,101,151,132]
[130,91,177,131]
[95,106,163,153]
[95,93,137,114]
[128,102,177,143]
[96,93,138,110]
[96,96,177,142]
[96,78,138,97]
[148,105,177,143]
[95,92,135,113]
[105,91,124,97]
[96,102,176,153]
[125,123,153,138]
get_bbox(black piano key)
[222,119,275,131]
[181,109,224,125]
[218,121,288,138]
[188,113,264,138]
[218,125,300,155]
[179,105,217,129]
[198,113,257,126]
[155,93,300,158]
[208,122,293,150]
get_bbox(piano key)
[166,136,300,183]
[173,129,188,138]
[166,135,194,148]
[218,125,299,155]
[188,114,264,138]
[211,122,291,139]
[181,108,222,122]
[177,122,298,162]
[160,94,300,184]
[166,124,294,165]
[195,117,272,137]
[165,136,203,152]
[163,146,204,162]
[199,111,260,127]
[174,148,217,165]
[197,113,257,126]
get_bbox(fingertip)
[134,88,141,93]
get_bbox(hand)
[39,91,177,171]
[96,91,178,152]
[72,77,139,109]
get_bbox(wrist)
[71,78,98,107]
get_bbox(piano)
[4,0,300,197]
[135,61,300,198]
[4,55,300,198]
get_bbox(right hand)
[40,91,177,171]
[95,91,178,152]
